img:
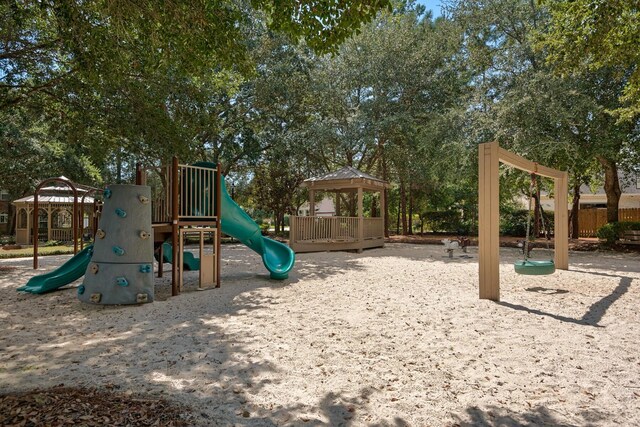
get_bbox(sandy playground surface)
[1,243,640,426]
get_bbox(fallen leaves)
[0,386,192,426]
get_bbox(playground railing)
[177,163,217,220]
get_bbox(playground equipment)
[137,158,295,295]
[18,157,295,299]
[442,238,471,258]
[78,185,154,304]
[478,141,568,301]
[514,173,555,276]
[156,242,201,271]
[17,245,94,294]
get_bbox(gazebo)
[13,177,99,245]
[289,166,389,253]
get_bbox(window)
[0,213,7,224]
[0,190,9,201]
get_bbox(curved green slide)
[219,177,295,279]
[192,162,295,280]
[17,245,94,294]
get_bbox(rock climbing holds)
[90,293,102,303]
[136,293,149,303]
[78,285,85,295]
[96,229,106,239]
[138,195,150,204]
[115,277,129,287]
[112,246,125,256]
[103,188,112,199]
[139,264,152,273]
[139,230,150,239]
[115,208,127,218]
[89,263,99,274]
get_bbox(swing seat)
[514,259,555,275]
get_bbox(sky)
[416,0,442,18]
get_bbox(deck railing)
[291,216,360,242]
[363,217,384,239]
[291,216,385,243]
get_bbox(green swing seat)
[514,259,555,275]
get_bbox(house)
[533,172,640,211]
[297,197,336,217]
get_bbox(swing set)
[478,142,569,301]
[514,173,555,275]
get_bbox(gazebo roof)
[13,195,95,204]
[302,166,389,191]
[13,176,99,205]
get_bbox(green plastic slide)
[156,242,201,271]
[219,176,295,279]
[191,162,295,280]
[17,245,94,294]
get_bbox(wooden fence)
[579,208,640,237]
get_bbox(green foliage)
[540,0,640,121]
[597,221,640,244]
[423,211,462,233]
[596,223,624,244]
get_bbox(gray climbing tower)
[78,185,154,304]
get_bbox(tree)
[540,0,640,122]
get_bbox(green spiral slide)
[219,176,295,280]
[190,162,295,280]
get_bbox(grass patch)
[0,245,76,259]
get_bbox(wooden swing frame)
[478,142,569,301]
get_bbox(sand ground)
[1,243,639,426]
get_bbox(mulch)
[0,386,193,427]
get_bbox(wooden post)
[335,191,341,216]
[309,190,315,216]
[215,165,222,288]
[46,205,52,242]
[33,193,39,269]
[171,156,180,296]
[380,189,386,243]
[554,172,569,269]
[357,187,364,252]
[478,142,500,301]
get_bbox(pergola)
[13,177,99,247]
[289,166,389,253]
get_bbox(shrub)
[597,221,640,244]
[500,209,554,237]
[423,210,462,233]
[43,240,64,247]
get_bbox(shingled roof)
[302,166,388,190]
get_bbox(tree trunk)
[396,193,401,235]
[400,180,408,235]
[569,180,581,239]
[408,186,413,235]
[597,156,621,223]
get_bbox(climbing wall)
[78,185,154,305]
